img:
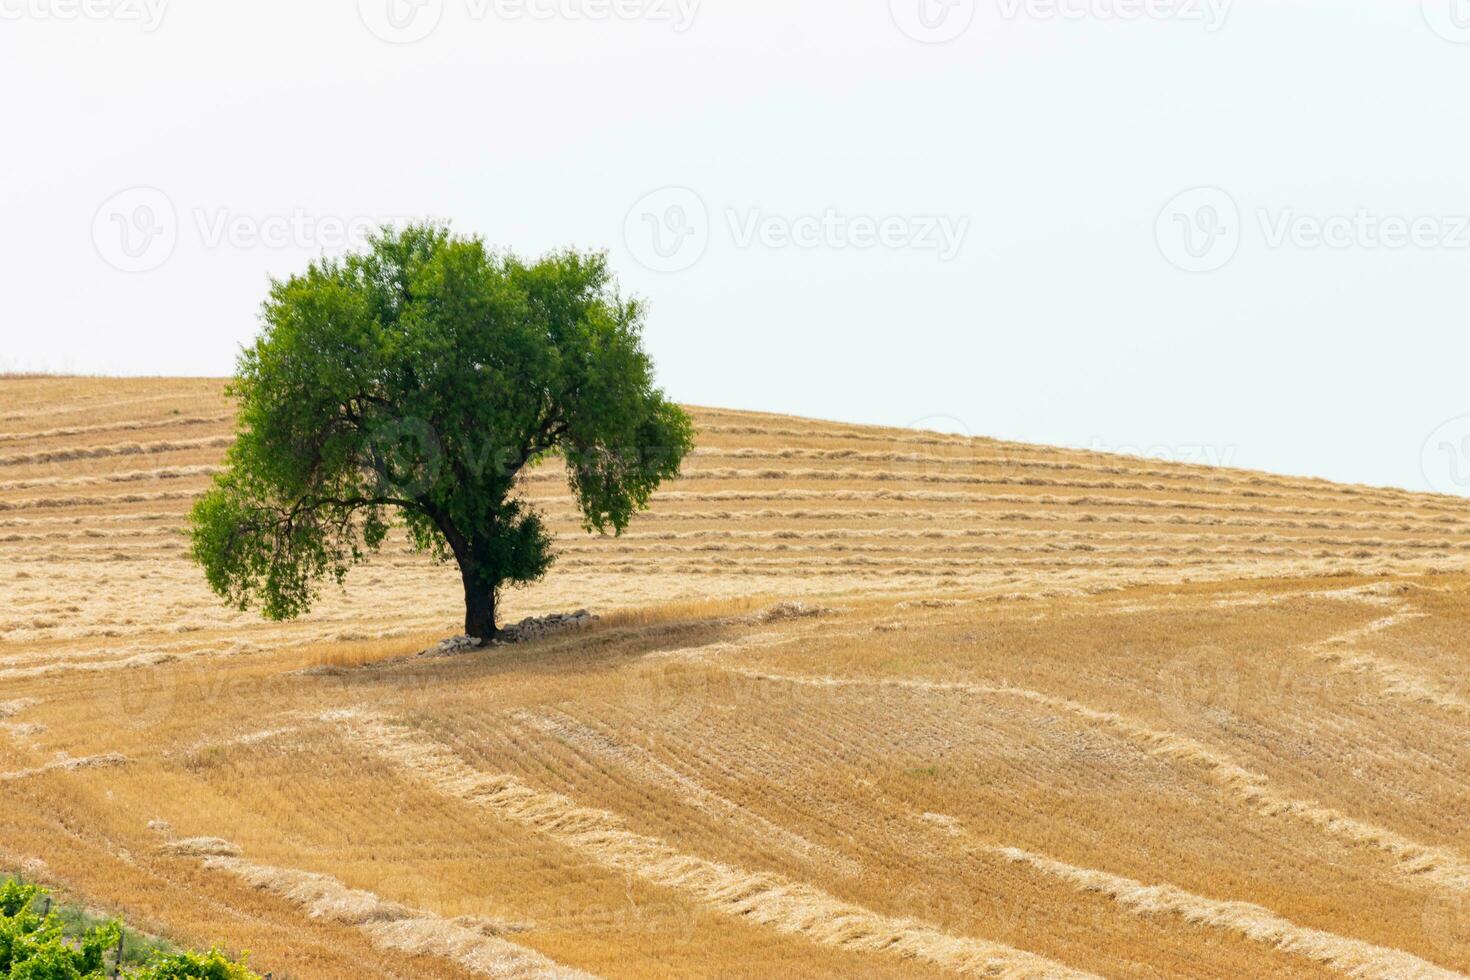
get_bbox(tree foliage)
[190,224,693,638]
[0,881,257,979]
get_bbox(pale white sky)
[3,0,1470,494]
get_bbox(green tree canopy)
[190,224,693,639]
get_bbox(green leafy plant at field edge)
[0,880,259,979]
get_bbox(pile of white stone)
[424,634,486,657]
[497,609,597,643]
[422,609,597,657]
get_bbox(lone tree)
[190,224,693,640]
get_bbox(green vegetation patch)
[0,880,259,979]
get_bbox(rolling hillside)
[2,375,1470,978]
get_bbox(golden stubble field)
[2,375,1470,978]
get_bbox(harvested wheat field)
[4,374,1470,978]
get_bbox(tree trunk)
[461,567,497,641]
